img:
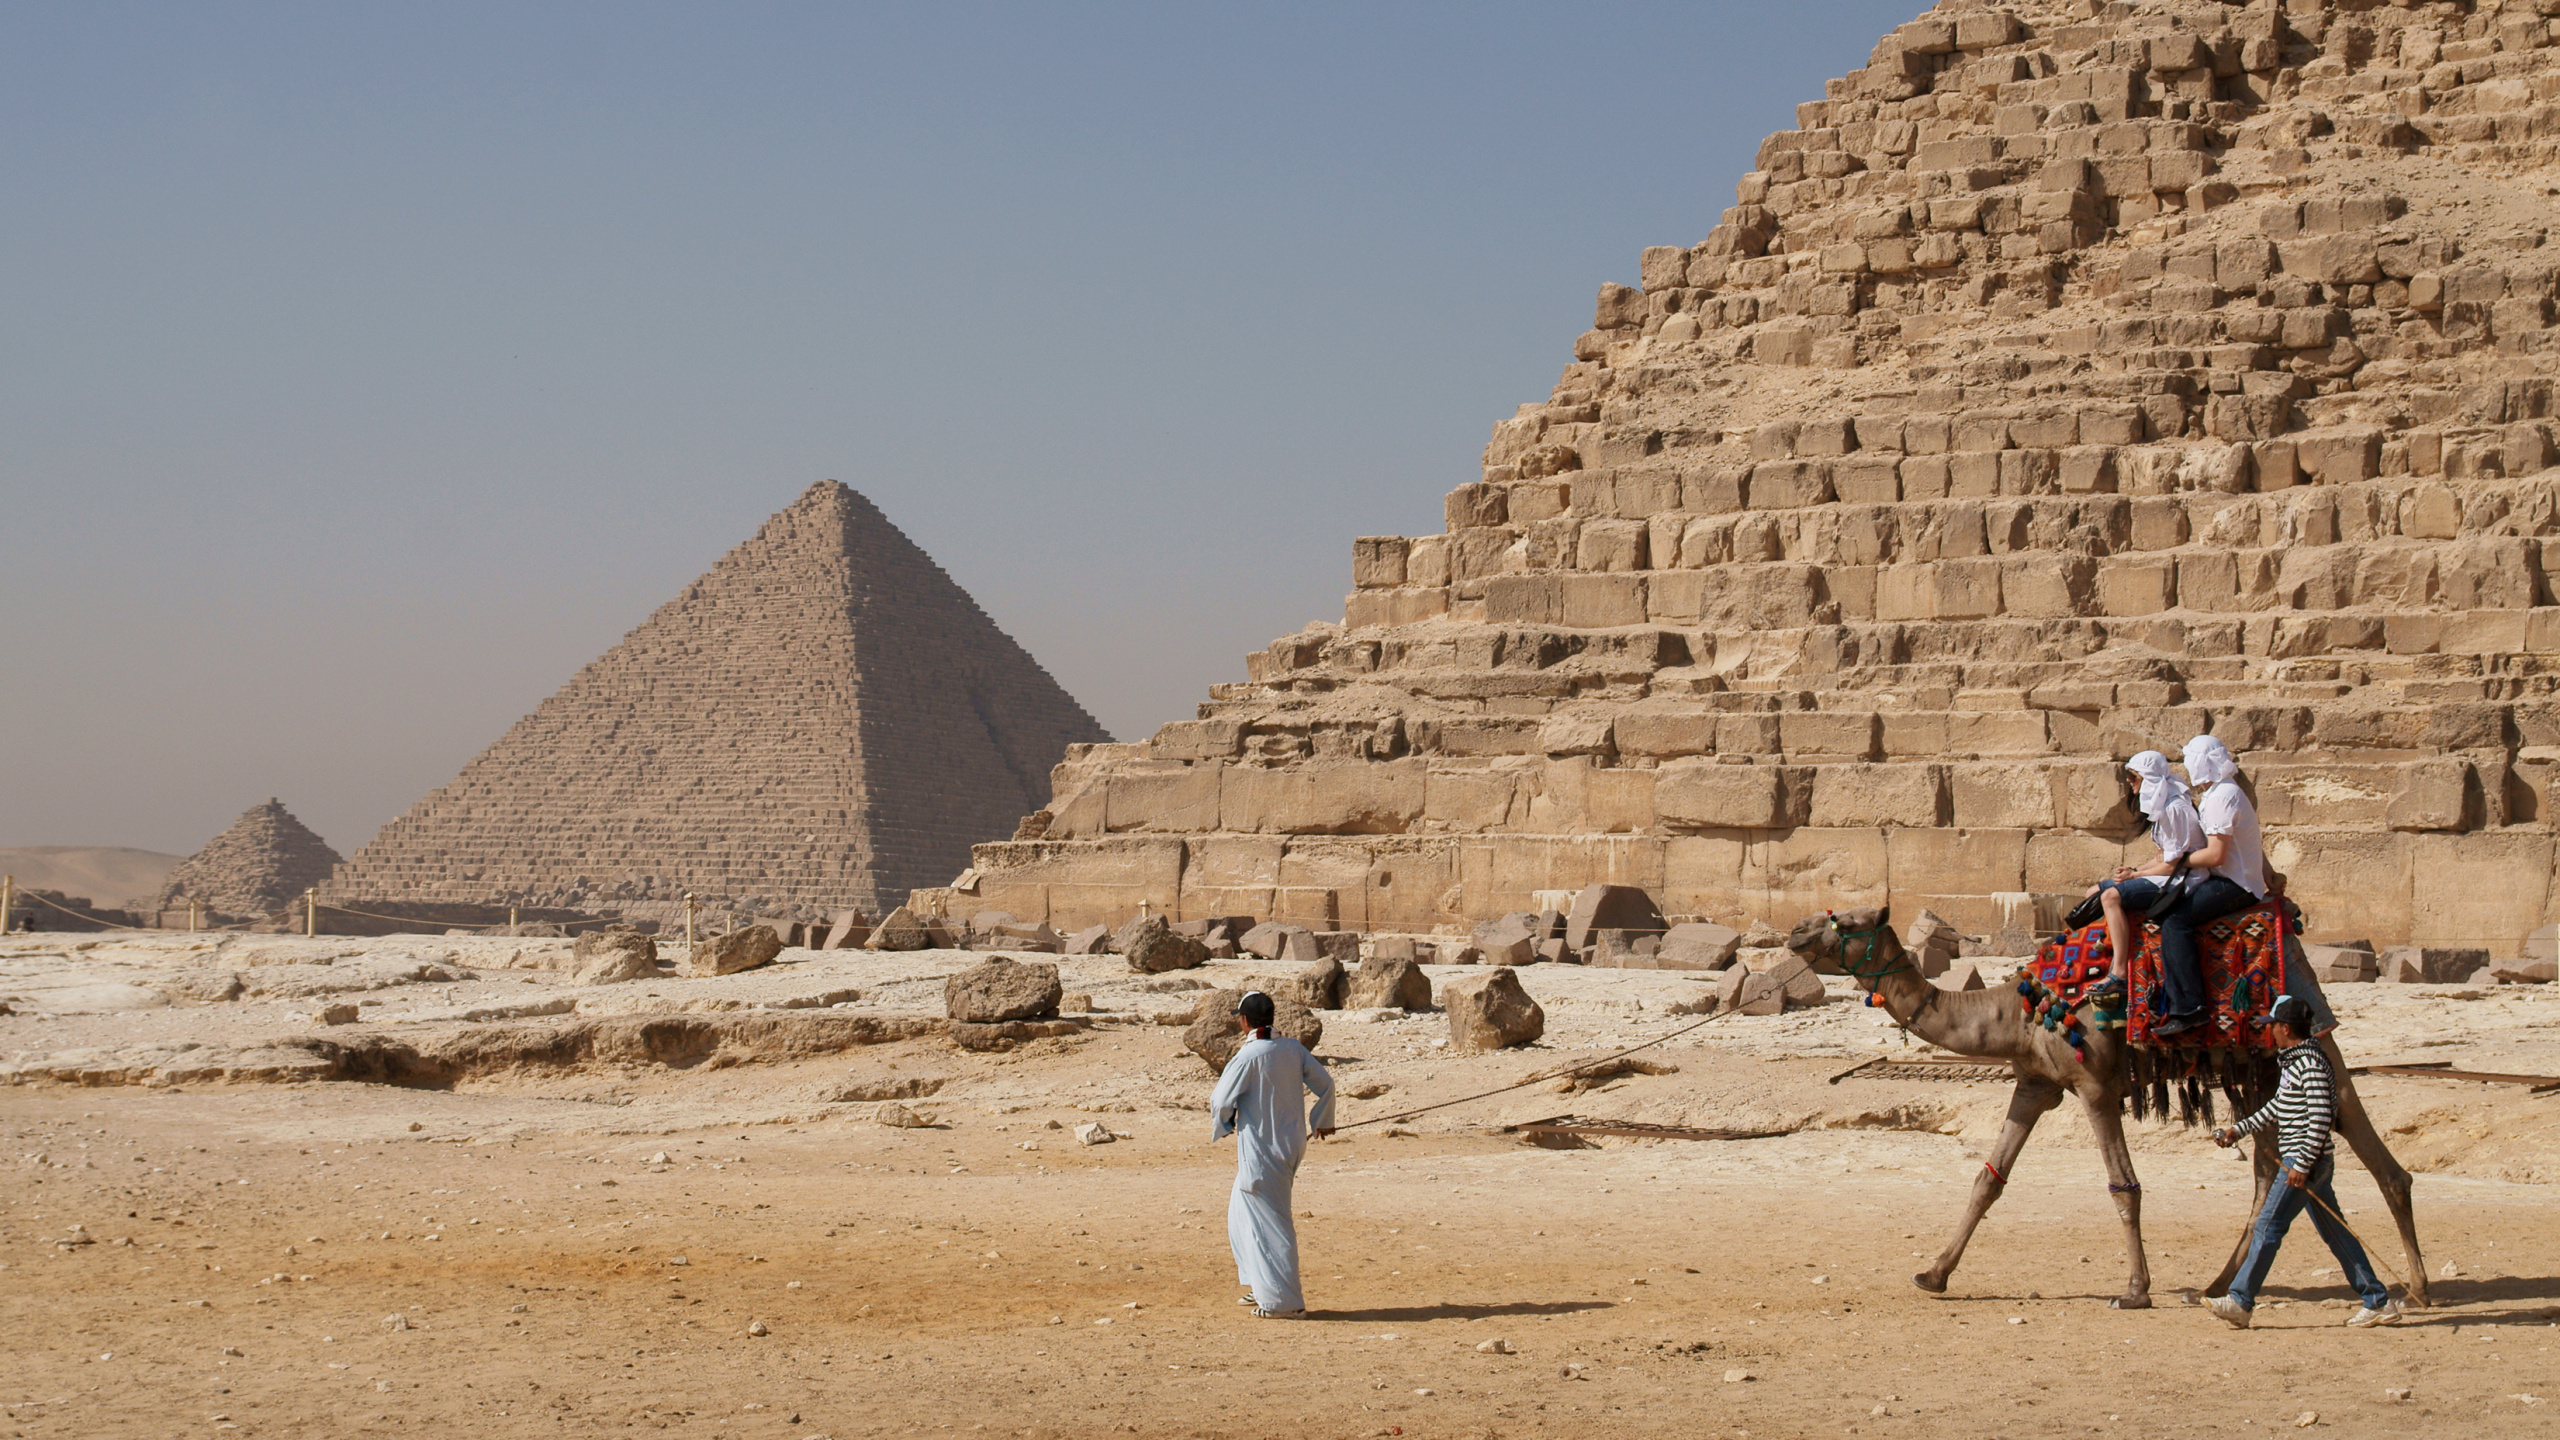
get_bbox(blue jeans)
[2155,874,2255,1018]
[2226,1153,2389,1311]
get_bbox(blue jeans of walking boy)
[2225,1153,2388,1312]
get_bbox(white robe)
[1209,1033,1336,1314]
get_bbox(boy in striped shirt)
[2207,995,2403,1329]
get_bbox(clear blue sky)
[3,1,1919,858]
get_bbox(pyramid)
[967,0,2560,954]
[327,481,1110,916]
[152,799,344,918]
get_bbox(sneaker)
[2154,1011,2207,1038]
[2208,1295,2253,1329]
[1252,1307,1306,1320]
[1235,1294,1257,1306]
[2346,1298,2405,1328]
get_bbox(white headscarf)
[2125,750,2180,823]
[2183,735,2239,789]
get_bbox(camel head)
[1785,906,1890,975]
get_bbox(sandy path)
[5,1032,2557,1440]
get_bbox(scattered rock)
[875,1102,935,1128]
[827,1076,944,1103]
[819,909,872,950]
[1763,952,1828,1007]
[1564,884,1665,953]
[746,1319,769,1337]
[316,1003,359,1026]
[2383,1388,2411,1403]
[1656,921,1741,972]
[1062,924,1112,956]
[949,1019,1085,1052]
[2377,945,2490,984]
[689,925,783,977]
[1476,1338,1515,1354]
[1736,971,1786,1015]
[1447,968,1545,1052]
[1123,916,1209,974]
[1074,1122,1115,1146]
[1472,915,1538,967]
[1289,956,1348,1011]
[1723,1368,1755,1383]
[1061,991,1094,1013]
[1904,910,1960,979]
[863,907,933,953]
[2491,960,2557,984]
[1182,988,1324,1072]
[1933,960,1986,992]
[944,957,1063,1023]
[1346,956,1432,1011]
[1240,921,1320,963]
[571,927,659,984]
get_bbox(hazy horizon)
[5,1,1918,859]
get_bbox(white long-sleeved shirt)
[1210,1034,1336,1191]
[2231,1039,2337,1173]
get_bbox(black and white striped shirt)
[2232,1039,2336,1172]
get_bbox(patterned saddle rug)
[2019,899,2292,1121]
[2020,901,2294,1045]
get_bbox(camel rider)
[2208,996,2402,1329]
[2084,750,2206,1004]
[2150,735,2268,1038]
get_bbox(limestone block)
[1834,456,1901,503]
[1352,537,1411,589]
[864,907,934,952]
[2376,946,2490,985]
[1539,716,1616,757]
[1758,828,1890,918]
[1564,883,1666,953]
[1576,518,1649,572]
[1183,989,1323,1072]
[2304,943,2378,983]
[1471,915,1538,967]
[1657,921,1741,972]
[1780,712,1879,760]
[1948,764,2058,828]
[945,957,1063,1023]
[1614,712,1717,759]
[1124,915,1211,973]
[1446,968,1545,1051]
[1347,956,1433,1010]
[1749,461,1836,509]
[1558,574,1647,628]
[691,925,784,977]
[1655,763,1808,831]
[2409,832,2555,956]
[1765,952,1829,1008]
[1423,767,1520,832]
[2297,429,2382,485]
[2386,758,2476,832]
[820,910,873,950]
[1105,767,1223,834]
[1903,909,1959,980]
[2101,558,2176,616]
[571,928,659,985]
[1807,763,1947,828]
[1222,760,1424,836]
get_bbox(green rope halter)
[1824,911,1908,988]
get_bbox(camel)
[1784,906,2428,1310]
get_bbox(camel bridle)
[1824,911,1936,1031]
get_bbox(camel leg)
[2330,1060,2429,1309]
[2204,1131,2280,1298]
[1916,1075,2061,1296]
[2080,1089,2152,1308]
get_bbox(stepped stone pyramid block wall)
[152,798,343,919]
[329,481,1109,917]
[970,0,2560,954]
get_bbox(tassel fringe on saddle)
[2124,1045,2278,1127]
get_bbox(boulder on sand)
[571,927,659,984]
[944,957,1063,1023]
[1472,914,1537,967]
[1123,915,1209,973]
[1183,988,1324,1072]
[821,910,872,950]
[1763,952,1828,1007]
[1241,921,1320,963]
[1656,921,1740,972]
[1446,967,1544,1051]
[1063,924,1112,955]
[1346,955,1432,1010]
[864,906,933,952]
[1564,883,1666,953]
[1290,955,1348,1010]
[690,924,783,977]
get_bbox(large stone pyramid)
[971,0,2560,953]
[151,798,343,919]
[329,481,1110,916]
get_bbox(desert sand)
[3,935,2556,1439]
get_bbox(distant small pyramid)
[327,481,1111,914]
[153,799,343,917]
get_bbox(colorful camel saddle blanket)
[2022,901,2292,1052]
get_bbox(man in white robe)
[1209,991,1335,1318]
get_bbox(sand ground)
[3,935,2557,1439]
